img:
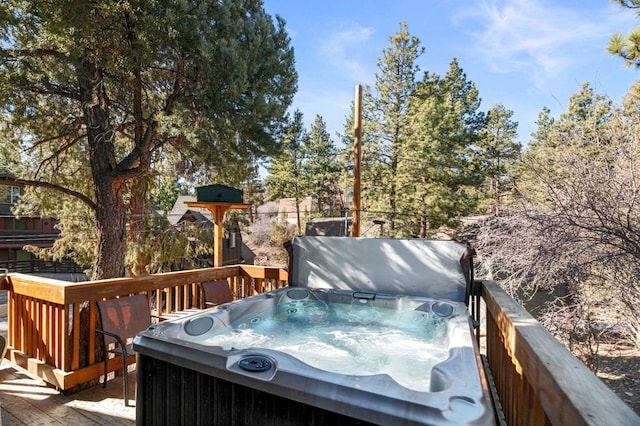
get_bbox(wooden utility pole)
[352,85,362,237]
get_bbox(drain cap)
[239,356,273,372]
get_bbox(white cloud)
[317,22,376,83]
[452,0,637,87]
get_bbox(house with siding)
[0,173,59,269]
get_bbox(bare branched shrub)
[473,108,640,356]
[257,220,295,267]
[243,217,273,248]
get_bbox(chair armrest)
[95,328,127,348]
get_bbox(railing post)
[470,280,483,346]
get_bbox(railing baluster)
[56,304,63,369]
[47,301,54,365]
[61,303,69,371]
[167,286,174,314]
[18,295,25,354]
[27,297,34,357]
[88,301,96,365]
[36,298,43,360]
[71,303,80,370]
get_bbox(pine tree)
[476,103,520,214]
[302,115,341,216]
[0,0,297,278]
[520,83,612,206]
[529,106,556,151]
[478,83,640,346]
[557,83,612,145]
[265,111,307,234]
[369,22,424,234]
[608,0,640,67]
[398,58,484,236]
[242,162,267,224]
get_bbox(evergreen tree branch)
[17,179,96,211]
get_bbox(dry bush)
[473,110,640,357]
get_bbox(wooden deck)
[0,295,134,425]
[0,361,135,425]
[0,268,637,425]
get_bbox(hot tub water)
[203,299,450,392]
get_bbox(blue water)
[204,300,449,391]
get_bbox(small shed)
[305,217,352,237]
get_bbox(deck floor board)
[0,361,135,425]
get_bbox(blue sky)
[262,0,640,146]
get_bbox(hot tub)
[134,237,495,425]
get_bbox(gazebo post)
[211,205,227,268]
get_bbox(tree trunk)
[92,180,127,279]
[128,178,150,275]
[389,149,398,234]
[79,59,127,280]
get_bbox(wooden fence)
[0,259,83,274]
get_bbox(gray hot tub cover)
[286,236,474,304]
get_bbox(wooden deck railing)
[0,269,638,424]
[0,265,288,391]
[0,258,83,274]
[479,280,639,425]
